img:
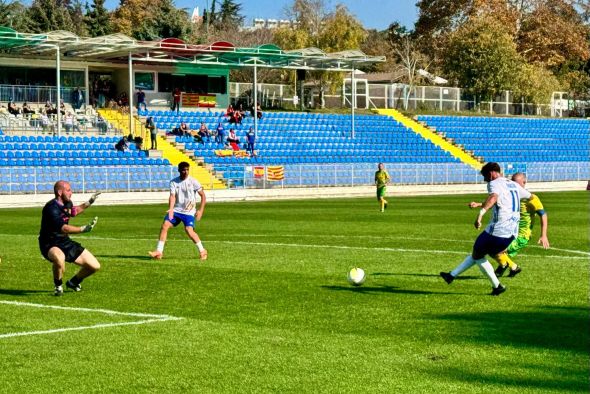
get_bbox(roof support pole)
[56,45,61,137]
[128,53,134,136]
[253,60,258,134]
[351,61,355,139]
[84,65,89,108]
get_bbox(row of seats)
[0,135,120,143]
[0,157,169,166]
[0,150,149,159]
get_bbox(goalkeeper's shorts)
[39,238,85,263]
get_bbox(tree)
[513,62,561,104]
[0,0,27,29]
[111,0,192,40]
[26,0,75,33]
[392,36,429,109]
[69,0,87,36]
[218,0,243,27]
[85,0,112,37]
[443,16,522,103]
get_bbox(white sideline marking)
[0,300,182,340]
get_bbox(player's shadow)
[372,272,481,280]
[0,289,47,296]
[321,285,458,295]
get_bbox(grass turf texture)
[0,191,587,393]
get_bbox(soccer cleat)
[384,202,388,210]
[440,272,455,284]
[199,249,208,260]
[54,285,63,296]
[380,208,384,213]
[65,280,81,292]
[495,264,508,277]
[149,250,163,260]
[507,267,522,278]
[491,284,506,296]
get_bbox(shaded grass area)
[0,191,587,392]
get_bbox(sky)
[103,0,419,31]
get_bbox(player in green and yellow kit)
[469,172,549,277]
[374,163,390,212]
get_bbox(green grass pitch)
[0,191,588,393]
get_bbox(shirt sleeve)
[528,194,545,213]
[516,183,532,200]
[193,179,203,192]
[170,180,176,195]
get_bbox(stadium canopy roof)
[0,27,385,71]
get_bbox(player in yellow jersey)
[469,172,549,277]
[374,163,390,212]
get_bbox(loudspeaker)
[296,69,306,81]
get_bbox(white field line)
[0,233,587,259]
[88,235,590,260]
[0,300,182,340]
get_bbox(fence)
[0,161,587,195]
[0,85,86,105]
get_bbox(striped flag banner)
[266,166,284,181]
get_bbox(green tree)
[112,0,192,40]
[513,63,561,104]
[26,0,75,33]
[218,0,243,27]
[443,16,522,103]
[85,0,112,37]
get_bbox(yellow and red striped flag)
[266,166,284,181]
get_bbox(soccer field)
[0,191,588,393]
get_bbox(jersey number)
[510,191,520,213]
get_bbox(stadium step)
[375,109,483,170]
[157,136,226,189]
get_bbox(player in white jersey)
[440,162,531,295]
[149,162,208,260]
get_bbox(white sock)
[156,240,165,253]
[451,255,476,277]
[195,241,205,252]
[476,258,500,288]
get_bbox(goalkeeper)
[39,181,101,296]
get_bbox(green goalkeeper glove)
[88,192,101,205]
[81,217,98,233]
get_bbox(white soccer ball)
[347,267,366,286]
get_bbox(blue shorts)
[472,231,514,259]
[164,212,195,228]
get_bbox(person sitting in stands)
[179,122,190,137]
[22,102,35,115]
[115,136,129,152]
[64,112,74,134]
[8,100,20,116]
[238,104,247,119]
[59,99,66,116]
[45,101,56,115]
[198,122,211,143]
[229,110,242,125]
[256,104,263,120]
[226,104,234,118]
[96,114,108,134]
[227,128,240,150]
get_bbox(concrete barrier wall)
[0,181,585,208]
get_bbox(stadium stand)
[0,130,173,193]
[142,109,467,186]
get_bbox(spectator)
[225,104,234,118]
[256,104,263,120]
[198,122,211,143]
[179,122,190,137]
[22,102,35,115]
[227,128,240,150]
[215,122,225,145]
[246,127,256,155]
[8,100,20,116]
[71,87,84,110]
[146,116,157,149]
[40,112,52,134]
[172,87,181,114]
[136,88,147,111]
[63,112,75,134]
[96,114,108,134]
[115,136,129,152]
[238,104,246,119]
[229,110,242,125]
[45,101,56,115]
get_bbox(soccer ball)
[347,267,366,286]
